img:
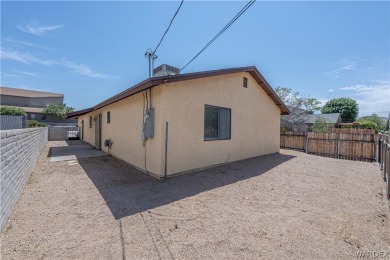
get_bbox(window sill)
[204,138,231,141]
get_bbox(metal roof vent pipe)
[153,64,180,77]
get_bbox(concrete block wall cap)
[0,131,7,139]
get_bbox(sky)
[1,1,389,117]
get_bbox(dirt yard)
[1,141,389,259]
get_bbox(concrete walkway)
[49,143,106,162]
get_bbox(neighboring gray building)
[282,112,341,132]
[0,86,64,121]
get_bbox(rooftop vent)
[153,64,180,77]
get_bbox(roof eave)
[67,107,93,118]
[69,66,290,117]
[247,68,290,115]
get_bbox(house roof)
[306,113,341,124]
[282,113,341,124]
[68,66,290,118]
[0,86,63,98]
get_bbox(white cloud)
[59,58,118,80]
[14,70,39,78]
[17,24,63,36]
[328,89,334,92]
[1,48,118,81]
[324,58,357,79]
[3,73,21,79]
[1,48,41,64]
[3,71,39,80]
[340,81,390,116]
[2,38,52,51]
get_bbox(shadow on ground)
[47,140,88,158]
[48,141,105,162]
[78,153,295,219]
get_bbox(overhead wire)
[143,1,184,176]
[154,0,184,54]
[180,0,256,72]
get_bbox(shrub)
[356,121,379,133]
[43,104,74,119]
[311,117,329,133]
[0,106,26,116]
[28,120,47,128]
[280,128,289,133]
[357,114,387,130]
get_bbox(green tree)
[357,114,386,130]
[321,97,358,123]
[0,105,26,116]
[311,117,329,133]
[43,104,74,119]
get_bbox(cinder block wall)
[48,127,68,141]
[0,127,48,231]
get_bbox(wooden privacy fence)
[280,131,377,162]
[330,128,376,134]
[378,134,390,199]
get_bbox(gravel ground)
[1,141,389,260]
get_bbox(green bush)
[0,106,26,116]
[357,114,387,130]
[280,128,289,133]
[28,120,47,128]
[43,104,74,119]
[311,117,329,133]
[356,121,379,133]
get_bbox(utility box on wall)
[144,109,154,138]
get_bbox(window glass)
[204,105,231,140]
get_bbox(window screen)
[89,116,92,128]
[204,105,231,140]
[107,111,111,124]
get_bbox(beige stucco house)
[68,66,289,179]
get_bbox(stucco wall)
[78,87,164,176]
[78,72,281,177]
[161,72,280,175]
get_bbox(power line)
[180,0,256,72]
[154,0,184,54]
